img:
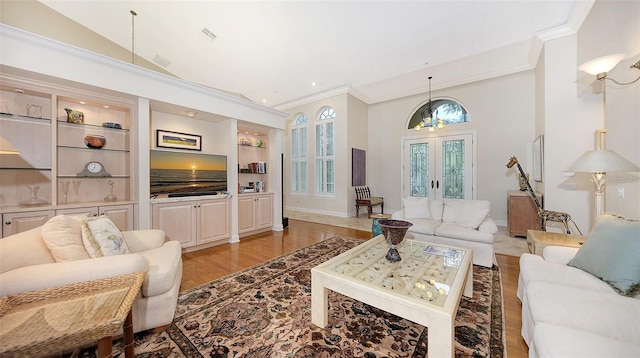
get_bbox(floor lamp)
[565,55,640,219]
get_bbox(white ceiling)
[39,0,591,109]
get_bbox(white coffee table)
[311,234,473,358]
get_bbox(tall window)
[316,107,335,194]
[291,113,308,193]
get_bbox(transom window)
[316,107,335,195]
[407,99,469,130]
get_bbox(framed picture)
[157,130,202,151]
[533,135,544,182]
[352,148,366,186]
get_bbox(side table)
[370,213,392,238]
[0,271,145,358]
[526,229,585,256]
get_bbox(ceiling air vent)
[152,54,172,68]
[201,27,217,41]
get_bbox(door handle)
[436,180,440,189]
[431,180,434,189]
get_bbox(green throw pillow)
[568,212,640,296]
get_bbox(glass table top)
[324,237,467,307]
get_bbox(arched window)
[316,107,335,194]
[291,113,308,193]
[407,99,469,130]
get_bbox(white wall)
[368,71,536,224]
[539,0,640,233]
[347,94,369,215]
[577,0,640,222]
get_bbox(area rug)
[113,236,504,357]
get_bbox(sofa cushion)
[531,322,640,358]
[81,216,130,258]
[402,197,431,219]
[0,226,56,273]
[41,215,90,262]
[518,253,614,299]
[568,212,640,296]
[442,199,490,224]
[404,218,439,236]
[430,200,444,220]
[456,202,490,229]
[137,241,182,297]
[435,222,494,244]
[525,281,640,343]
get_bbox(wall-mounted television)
[150,150,227,196]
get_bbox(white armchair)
[0,223,183,333]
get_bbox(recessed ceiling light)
[103,105,110,109]
[262,99,267,103]
[14,89,24,94]
[79,101,86,105]
[186,111,197,117]
[311,82,317,86]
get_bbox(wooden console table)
[507,190,542,237]
[0,271,145,358]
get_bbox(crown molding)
[0,24,288,120]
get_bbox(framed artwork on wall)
[157,130,202,151]
[533,135,543,182]
[352,148,366,186]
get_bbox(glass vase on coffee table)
[377,219,413,262]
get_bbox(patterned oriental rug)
[112,236,505,357]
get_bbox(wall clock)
[77,161,112,177]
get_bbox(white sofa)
[517,213,640,357]
[0,216,183,333]
[391,198,498,267]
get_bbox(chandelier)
[415,76,445,131]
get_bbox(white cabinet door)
[99,205,134,231]
[2,210,55,237]
[198,200,229,244]
[255,195,273,229]
[238,196,256,234]
[152,201,196,247]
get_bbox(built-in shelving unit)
[237,131,268,193]
[0,76,137,236]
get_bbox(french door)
[402,133,475,199]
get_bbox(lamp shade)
[564,149,640,173]
[578,54,624,75]
[0,136,20,154]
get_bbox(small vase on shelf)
[19,185,49,207]
[104,180,117,202]
[72,180,81,202]
[60,181,70,204]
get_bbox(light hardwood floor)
[180,219,529,357]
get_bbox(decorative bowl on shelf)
[84,135,106,149]
[102,122,122,129]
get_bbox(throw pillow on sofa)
[81,216,130,258]
[456,202,490,229]
[568,212,640,297]
[41,215,91,262]
[402,197,431,219]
